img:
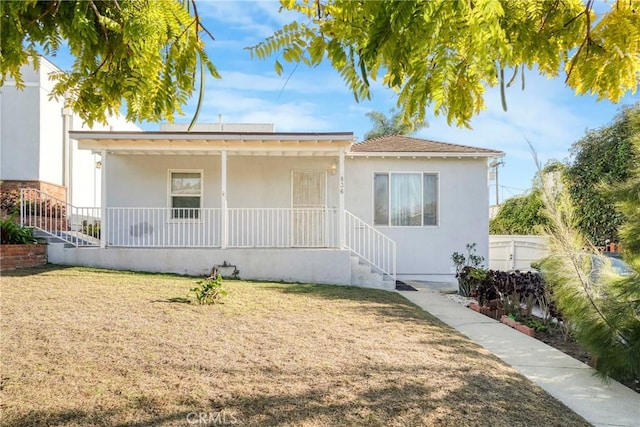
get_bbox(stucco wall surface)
[345,156,490,282]
[48,245,352,285]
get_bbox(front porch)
[20,128,397,288]
[21,189,396,288]
[104,207,340,249]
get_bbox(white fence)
[227,208,339,248]
[20,188,397,282]
[104,207,340,249]
[489,235,548,271]
[106,208,222,247]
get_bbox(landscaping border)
[0,244,47,270]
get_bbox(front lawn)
[0,266,588,426]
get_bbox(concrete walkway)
[397,282,640,427]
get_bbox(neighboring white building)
[0,57,139,207]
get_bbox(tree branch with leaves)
[249,0,639,128]
[1,0,220,127]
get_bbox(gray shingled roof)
[350,135,503,155]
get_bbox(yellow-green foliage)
[1,0,220,126]
[539,140,640,383]
[363,109,426,140]
[249,0,639,128]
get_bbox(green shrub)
[457,266,488,298]
[538,138,640,383]
[190,274,227,305]
[82,221,100,238]
[0,215,37,244]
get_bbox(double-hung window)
[374,172,438,226]
[169,170,202,219]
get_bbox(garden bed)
[452,261,640,394]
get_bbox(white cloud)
[193,89,331,131]
[406,70,631,199]
[197,1,301,39]
[416,72,591,156]
[239,106,330,131]
[210,70,348,95]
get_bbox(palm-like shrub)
[538,144,640,383]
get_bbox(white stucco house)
[31,123,503,289]
[3,58,504,288]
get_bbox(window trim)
[167,169,204,222]
[372,171,440,228]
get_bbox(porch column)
[100,150,107,248]
[221,150,228,249]
[338,148,346,249]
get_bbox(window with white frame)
[374,172,438,226]
[169,170,202,219]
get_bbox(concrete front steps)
[33,229,98,247]
[33,230,71,246]
[350,256,395,290]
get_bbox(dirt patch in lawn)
[1,265,590,426]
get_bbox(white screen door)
[292,170,327,247]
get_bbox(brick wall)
[0,244,48,271]
[0,180,66,202]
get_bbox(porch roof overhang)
[70,130,355,156]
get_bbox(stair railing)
[20,188,100,247]
[344,210,396,281]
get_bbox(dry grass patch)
[1,266,588,426]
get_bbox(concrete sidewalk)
[397,283,640,427]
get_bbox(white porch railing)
[227,208,339,248]
[20,188,101,247]
[19,189,396,282]
[103,207,339,248]
[344,210,396,281]
[105,207,222,247]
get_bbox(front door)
[291,170,327,247]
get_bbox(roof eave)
[347,151,505,158]
[70,131,355,153]
[69,130,354,142]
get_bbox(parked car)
[591,252,634,281]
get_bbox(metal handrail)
[344,210,396,281]
[20,188,100,247]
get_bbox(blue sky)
[46,1,639,203]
